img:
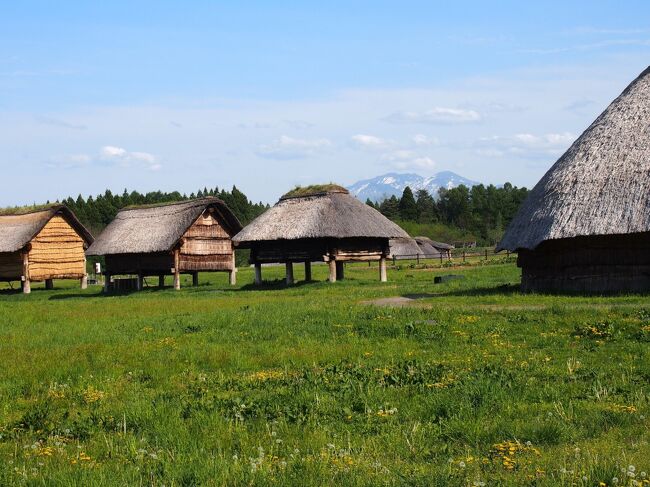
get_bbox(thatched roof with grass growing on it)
[86,197,242,256]
[498,66,650,252]
[233,185,410,244]
[0,205,93,253]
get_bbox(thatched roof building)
[498,66,650,292]
[414,236,454,258]
[389,238,423,260]
[233,185,410,283]
[87,197,242,291]
[0,205,93,293]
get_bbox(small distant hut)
[0,205,93,293]
[497,66,650,293]
[86,198,242,291]
[233,185,410,284]
[389,238,423,260]
[414,237,454,259]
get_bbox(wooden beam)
[173,248,181,290]
[254,263,262,285]
[45,279,54,290]
[158,275,165,288]
[136,273,144,291]
[192,272,199,287]
[285,262,294,285]
[379,256,387,282]
[104,274,111,293]
[304,261,312,281]
[80,256,87,289]
[336,261,345,281]
[22,250,30,294]
[229,253,237,285]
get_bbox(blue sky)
[2,1,650,205]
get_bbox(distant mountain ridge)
[347,171,479,202]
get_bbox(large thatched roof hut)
[233,185,410,283]
[87,197,242,291]
[389,238,423,260]
[0,205,93,293]
[498,66,650,293]
[414,237,454,259]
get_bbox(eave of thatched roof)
[233,188,410,244]
[86,197,242,256]
[498,65,650,252]
[0,205,94,253]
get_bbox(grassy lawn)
[0,262,648,486]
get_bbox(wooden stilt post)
[158,275,165,288]
[229,253,237,285]
[136,273,143,291]
[304,261,312,281]
[254,263,262,285]
[192,272,199,287]
[336,261,345,280]
[328,258,337,283]
[104,274,111,293]
[22,250,31,294]
[285,262,294,285]
[379,256,387,282]
[80,256,87,289]
[173,248,181,290]
[45,279,54,290]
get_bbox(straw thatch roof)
[414,236,454,255]
[87,197,241,256]
[389,238,423,259]
[498,66,650,252]
[233,186,410,243]
[0,205,93,253]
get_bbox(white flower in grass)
[612,477,619,484]
[640,471,646,478]
[628,465,636,473]
[459,461,466,468]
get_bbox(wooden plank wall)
[28,215,86,280]
[179,211,234,271]
[0,252,22,279]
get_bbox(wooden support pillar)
[21,250,30,294]
[192,272,199,287]
[336,261,345,281]
[104,274,111,293]
[80,275,88,290]
[136,273,144,291]
[304,261,312,281]
[254,263,262,285]
[379,256,387,282]
[285,262,294,285]
[328,259,337,283]
[158,275,165,288]
[229,254,237,285]
[45,279,54,290]
[173,248,181,291]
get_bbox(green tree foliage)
[398,187,417,221]
[369,183,528,245]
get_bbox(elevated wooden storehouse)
[498,66,650,293]
[86,198,242,291]
[0,205,93,293]
[233,185,411,284]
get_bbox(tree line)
[368,183,529,245]
[59,187,268,236]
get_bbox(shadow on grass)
[237,279,322,292]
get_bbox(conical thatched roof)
[389,238,423,258]
[87,197,241,256]
[0,205,93,253]
[233,186,410,243]
[498,66,650,251]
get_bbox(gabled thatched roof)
[414,236,454,253]
[0,205,94,253]
[233,186,410,243]
[389,238,423,258]
[498,66,650,251]
[86,197,242,256]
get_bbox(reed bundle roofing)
[498,66,650,251]
[87,197,242,256]
[233,186,410,243]
[0,205,93,253]
[389,238,423,257]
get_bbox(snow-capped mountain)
[347,171,479,202]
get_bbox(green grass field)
[0,262,648,486]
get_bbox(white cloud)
[475,132,576,159]
[381,150,436,170]
[100,145,160,170]
[350,134,389,149]
[257,135,332,159]
[385,107,481,124]
[411,134,439,146]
